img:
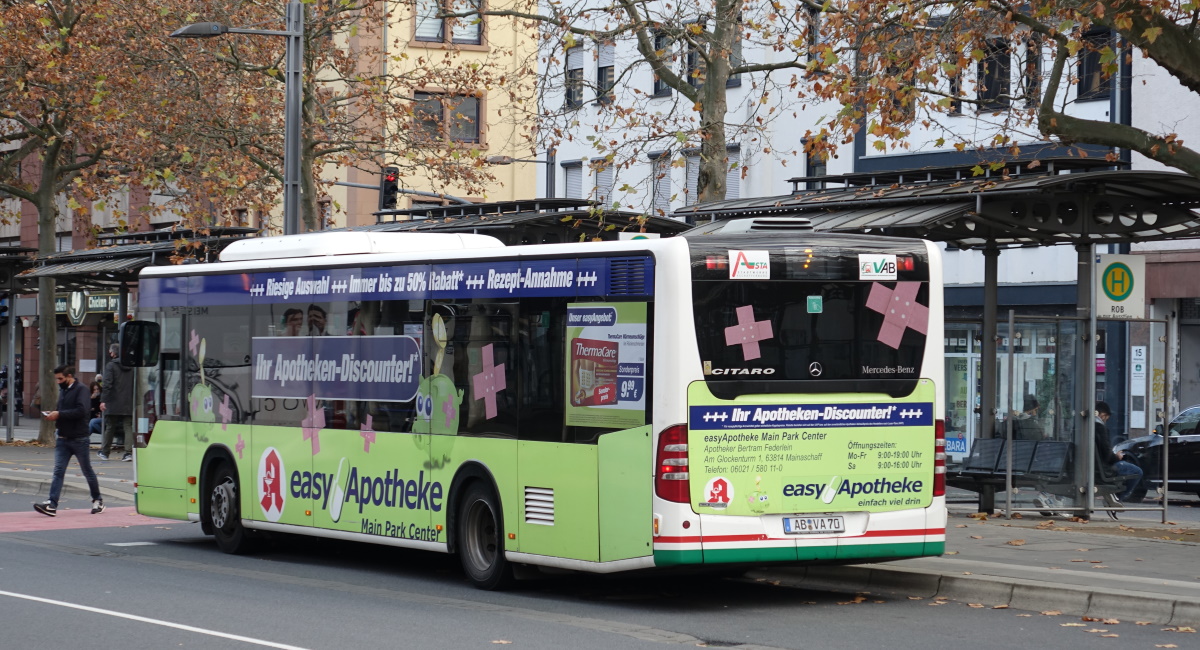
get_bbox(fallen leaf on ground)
[1090,560,1104,563]
[968,603,984,608]
[1070,559,1086,562]
[1135,622,1153,626]
[1061,623,1086,627]
[1100,634,1119,637]
[969,512,989,520]
[1092,565,1109,569]
[1035,521,1055,529]
[1155,644,1178,648]
[1102,619,1119,625]
[1041,610,1062,616]
[1084,628,1108,633]
[1118,525,1135,532]
[907,596,923,600]
[492,641,513,645]
[945,551,959,555]
[955,524,968,528]
[1016,614,1033,617]
[969,535,983,540]
[1163,626,1196,633]
[992,605,1008,609]
[963,571,973,575]
[1006,539,1026,546]
[1076,548,1090,552]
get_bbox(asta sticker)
[729,250,770,280]
[258,447,286,522]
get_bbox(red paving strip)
[0,506,179,533]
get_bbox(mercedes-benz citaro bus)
[121,218,945,589]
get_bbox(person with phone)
[33,365,105,516]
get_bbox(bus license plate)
[783,515,845,535]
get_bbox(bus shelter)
[676,158,1200,520]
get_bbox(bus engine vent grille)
[607,257,650,295]
[524,487,555,526]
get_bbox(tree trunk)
[35,156,59,446]
[36,278,57,445]
[696,65,730,205]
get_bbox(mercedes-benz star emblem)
[808,362,823,377]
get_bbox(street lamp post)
[171,1,305,236]
[487,153,556,199]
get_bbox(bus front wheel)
[457,483,513,590]
[209,461,254,554]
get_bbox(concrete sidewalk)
[751,505,1200,625]
[0,423,135,504]
[4,430,1200,625]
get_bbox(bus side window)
[446,302,518,439]
[517,298,568,442]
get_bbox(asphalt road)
[4,492,1198,649]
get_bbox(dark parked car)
[1114,405,1200,502]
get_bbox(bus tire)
[209,460,254,555]
[457,482,513,590]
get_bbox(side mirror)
[119,321,160,367]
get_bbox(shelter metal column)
[1076,243,1097,519]
[978,245,1000,513]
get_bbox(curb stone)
[745,564,1200,626]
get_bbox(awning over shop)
[20,256,151,278]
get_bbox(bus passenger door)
[597,425,653,562]
[517,441,600,562]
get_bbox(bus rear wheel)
[457,483,513,590]
[209,460,254,554]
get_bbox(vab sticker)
[258,447,286,522]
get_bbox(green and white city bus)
[125,220,945,589]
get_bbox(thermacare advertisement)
[565,303,647,429]
[688,380,936,515]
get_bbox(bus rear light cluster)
[655,424,690,503]
[705,255,728,270]
[933,419,946,497]
[896,255,916,272]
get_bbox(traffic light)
[378,166,399,211]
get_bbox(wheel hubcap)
[465,500,498,571]
[211,478,235,530]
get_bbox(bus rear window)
[693,280,928,382]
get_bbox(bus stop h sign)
[1096,254,1145,320]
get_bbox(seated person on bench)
[1095,401,1142,505]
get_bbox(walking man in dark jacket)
[34,365,105,516]
[100,343,134,461]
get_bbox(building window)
[563,163,583,199]
[594,163,613,206]
[727,26,742,87]
[414,0,482,46]
[596,42,615,104]
[725,147,741,200]
[649,154,671,217]
[1078,29,1113,101]
[1022,37,1041,107]
[565,46,584,108]
[413,91,481,143]
[977,38,1011,110]
[805,142,827,191]
[684,153,700,205]
[651,31,672,97]
[685,21,707,90]
[948,73,963,115]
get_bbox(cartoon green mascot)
[189,338,216,423]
